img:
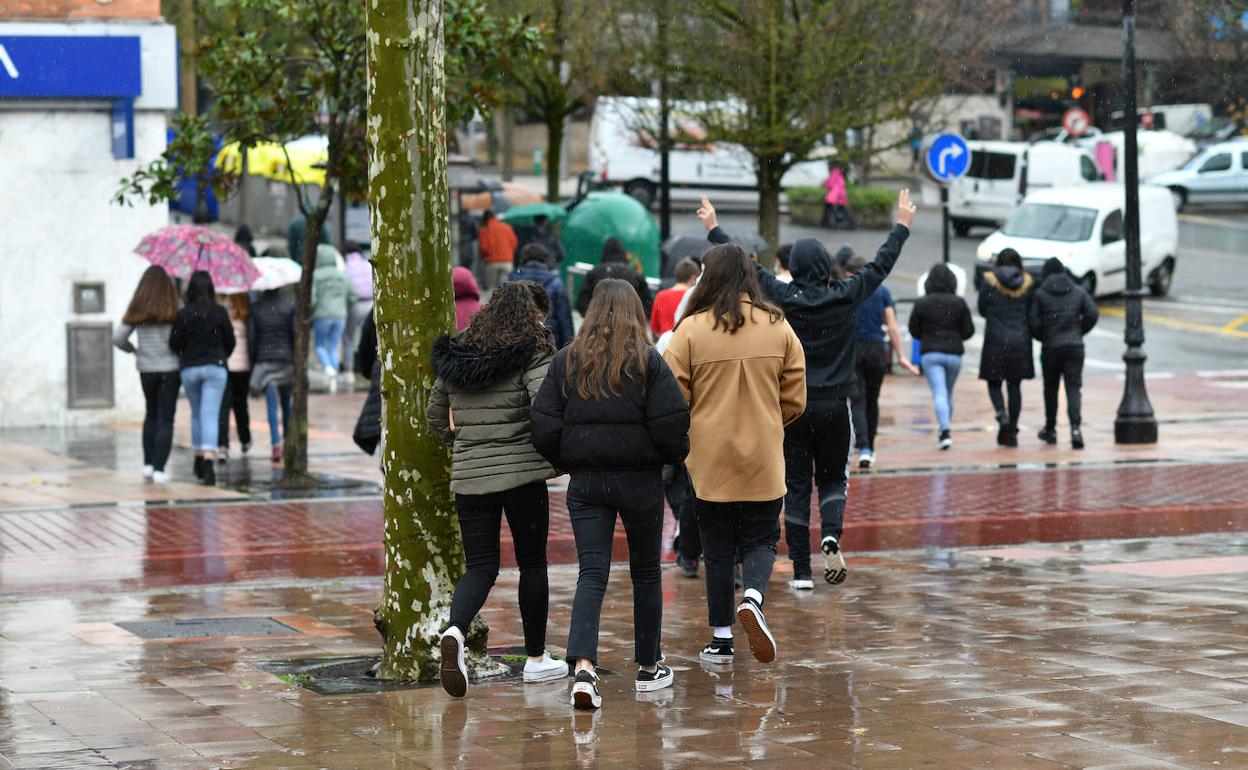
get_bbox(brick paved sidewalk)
[3,533,1248,768]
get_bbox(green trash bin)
[560,192,660,299]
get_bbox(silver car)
[1148,139,1248,211]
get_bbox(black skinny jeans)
[140,371,180,472]
[783,399,852,579]
[448,480,550,657]
[851,342,888,451]
[986,379,1023,427]
[665,463,701,562]
[566,470,665,667]
[1042,347,1084,429]
[695,497,782,627]
[217,370,252,449]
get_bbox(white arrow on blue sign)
[926,133,970,183]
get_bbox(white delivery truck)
[949,141,1102,236]
[975,183,1178,298]
[588,96,828,207]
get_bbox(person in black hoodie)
[247,288,297,464]
[168,270,235,485]
[909,263,975,450]
[1029,257,1099,449]
[699,191,916,589]
[977,248,1035,447]
[575,237,652,317]
[531,279,690,710]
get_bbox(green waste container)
[560,192,660,297]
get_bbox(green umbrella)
[498,203,569,226]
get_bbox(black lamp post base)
[1114,416,1158,444]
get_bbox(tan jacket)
[663,301,806,502]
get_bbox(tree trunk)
[756,154,783,267]
[367,0,465,682]
[545,115,564,202]
[174,0,198,116]
[502,103,514,181]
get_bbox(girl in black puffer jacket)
[977,249,1035,447]
[531,279,690,709]
[909,263,974,450]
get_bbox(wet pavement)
[2,369,1247,767]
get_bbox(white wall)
[0,109,168,427]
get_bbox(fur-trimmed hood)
[984,266,1033,299]
[431,334,537,389]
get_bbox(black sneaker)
[996,421,1010,446]
[200,462,216,486]
[939,429,953,450]
[1004,426,1019,448]
[1071,428,1085,450]
[676,554,699,579]
[193,456,205,480]
[699,636,734,665]
[1038,426,1057,445]
[635,662,674,693]
[735,597,777,663]
[570,669,602,710]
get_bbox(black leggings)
[783,399,852,578]
[448,481,550,657]
[218,370,252,449]
[851,342,888,450]
[140,371,180,471]
[986,379,1023,427]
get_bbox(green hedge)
[787,185,895,228]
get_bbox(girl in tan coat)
[663,242,806,666]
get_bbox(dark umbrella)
[661,235,713,263]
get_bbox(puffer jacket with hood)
[509,261,574,348]
[452,267,482,331]
[909,264,974,356]
[708,223,910,400]
[1029,263,1099,350]
[311,245,352,321]
[977,266,1035,381]
[426,335,557,495]
[248,290,296,364]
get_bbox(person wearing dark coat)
[575,237,652,317]
[247,289,297,463]
[702,190,916,589]
[909,263,975,450]
[351,311,382,455]
[1029,257,1099,449]
[508,243,575,348]
[977,248,1036,447]
[530,279,690,709]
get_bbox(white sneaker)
[789,578,814,590]
[439,627,467,697]
[152,471,170,485]
[858,449,874,469]
[822,536,848,585]
[142,465,154,479]
[325,366,338,377]
[523,652,569,683]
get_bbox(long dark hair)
[123,266,179,325]
[566,279,649,400]
[678,242,782,333]
[458,281,554,356]
[185,270,217,316]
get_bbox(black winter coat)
[977,266,1035,381]
[1029,273,1099,350]
[169,304,235,369]
[530,347,689,473]
[710,224,909,400]
[909,266,974,356]
[247,292,296,364]
[576,259,653,317]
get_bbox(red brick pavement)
[2,461,1246,596]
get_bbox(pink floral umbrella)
[135,225,260,293]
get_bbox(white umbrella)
[250,257,303,291]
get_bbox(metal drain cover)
[119,617,298,640]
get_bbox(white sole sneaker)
[735,601,777,664]
[524,659,569,684]
[571,680,602,710]
[142,465,154,479]
[698,649,733,665]
[789,578,814,590]
[858,452,874,469]
[635,665,674,693]
[822,537,848,585]
[439,631,467,698]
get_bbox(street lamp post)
[1114,0,1159,444]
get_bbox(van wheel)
[1149,259,1174,297]
[1079,272,1097,297]
[952,219,971,237]
[1169,187,1187,213]
[625,180,656,208]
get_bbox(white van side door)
[1099,208,1128,294]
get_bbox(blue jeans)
[313,317,346,371]
[182,364,228,451]
[921,352,962,433]
[265,383,292,446]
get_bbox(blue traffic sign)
[0,36,141,100]
[926,133,970,183]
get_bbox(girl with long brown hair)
[663,238,807,669]
[531,279,690,710]
[113,266,182,484]
[427,281,567,698]
[217,293,252,461]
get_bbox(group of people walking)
[427,189,918,710]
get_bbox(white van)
[974,183,1178,298]
[949,141,1101,236]
[588,96,827,207]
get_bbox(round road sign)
[1062,107,1091,138]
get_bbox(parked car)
[949,141,1102,236]
[1186,117,1242,149]
[1147,139,1248,211]
[975,183,1178,298]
